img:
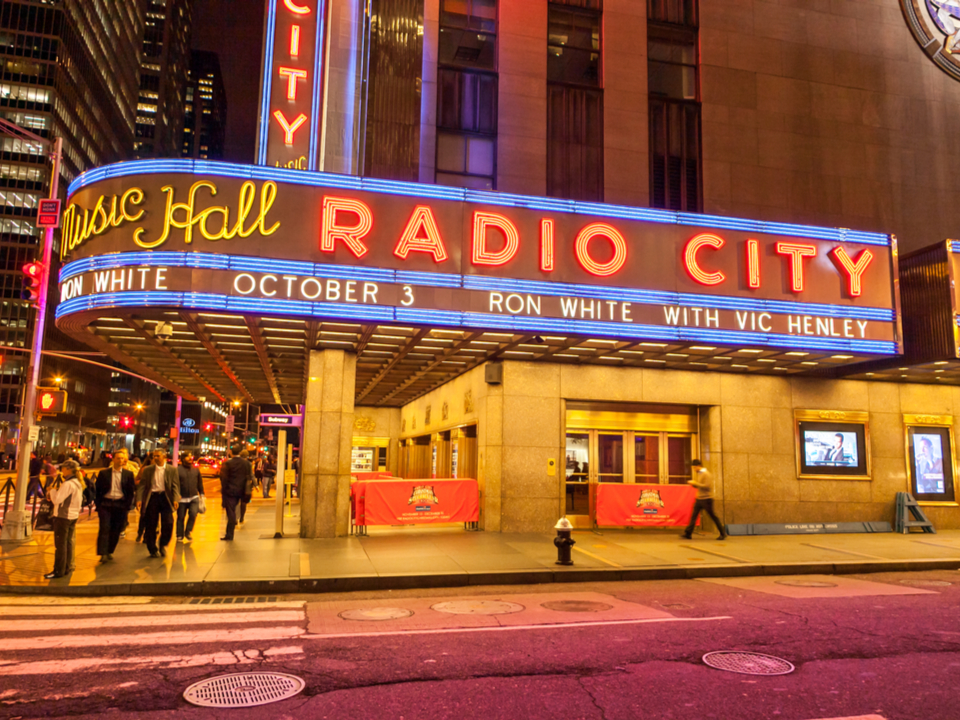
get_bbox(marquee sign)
[56,160,901,358]
[257,0,326,169]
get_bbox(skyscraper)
[0,1,144,447]
[135,0,193,158]
[181,50,226,160]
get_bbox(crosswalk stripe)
[0,645,304,676]
[0,625,304,652]
[0,609,303,632]
[0,601,304,616]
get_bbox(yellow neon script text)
[59,189,145,260]
[134,180,281,249]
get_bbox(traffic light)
[204,423,213,431]
[21,262,43,303]
[119,415,133,429]
[36,389,67,414]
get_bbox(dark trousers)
[684,498,725,537]
[143,492,173,553]
[52,517,77,575]
[223,495,241,539]
[263,475,275,498]
[239,496,249,523]
[96,501,127,556]
[176,498,199,539]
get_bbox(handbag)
[198,495,206,514]
[33,499,54,531]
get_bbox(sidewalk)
[1,494,959,597]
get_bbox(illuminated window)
[648,7,701,212]
[439,0,497,70]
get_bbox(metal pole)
[274,429,286,538]
[2,137,61,542]
[172,396,183,467]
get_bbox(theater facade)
[52,0,960,536]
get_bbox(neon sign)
[258,0,326,169]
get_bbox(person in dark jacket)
[176,452,205,543]
[262,455,277,499]
[219,446,249,541]
[136,450,180,558]
[94,449,136,563]
[238,449,255,524]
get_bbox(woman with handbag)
[45,460,83,580]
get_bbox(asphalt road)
[1,569,958,720]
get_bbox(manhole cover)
[431,600,525,615]
[774,580,838,588]
[339,607,414,621]
[183,673,305,708]
[702,651,795,676]
[541,600,614,613]
[900,579,952,587]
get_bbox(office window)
[648,0,697,26]
[436,0,498,190]
[648,24,700,211]
[547,2,602,201]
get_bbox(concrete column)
[300,349,357,538]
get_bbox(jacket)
[178,464,204,499]
[95,467,136,510]
[136,463,181,507]
[52,476,83,520]
[219,456,250,498]
[688,469,715,500]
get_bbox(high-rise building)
[0,0,144,452]
[135,0,193,158]
[181,50,226,160]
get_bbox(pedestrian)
[27,451,42,500]
[253,453,264,492]
[45,460,83,579]
[176,452,204,543]
[41,453,58,495]
[136,449,180,558]
[238,449,254,524]
[262,454,277,499]
[681,459,726,541]
[219,445,248,541]
[94,449,135,563]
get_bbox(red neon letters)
[683,233,726,286]
[269,0,314,150]
[394,206,449,263]
[321,197,372,258]
[540,219,555,272]
[830,247,874,297]
[472,212,520,266]
[574,223,627,277]
[278,67,307,100]
[746,239,760,289]
[273,110,307,145]
[776,242,817,293]
[282,0,310,14]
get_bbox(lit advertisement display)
[257,0,326,169]
[57,160,901,357]
[905,421,956,503]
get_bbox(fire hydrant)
[554,517,575,565]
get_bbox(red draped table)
[351,478,479,534]
[595,483,699,528]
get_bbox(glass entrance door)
[565,429,696,522]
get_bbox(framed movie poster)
[795,410,870,480]
[904,415,957,506]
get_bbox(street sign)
[37,199,61,228]
[284,469,296,485]
[225,415,235,433]
[36,388,67,415]
[258,413,302,427]
[28,426,39,442]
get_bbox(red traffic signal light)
[21,262,43,303]
[36,389,67,414]
[119,415,133,428]
[204,423,213,431]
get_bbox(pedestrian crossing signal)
[36,389,67,415]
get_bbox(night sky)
[192,0,265,163]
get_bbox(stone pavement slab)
[1,494,958,596]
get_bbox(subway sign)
[55,160,901,356]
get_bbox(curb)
[2,558,958,597]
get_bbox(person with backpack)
[45,460,84,579]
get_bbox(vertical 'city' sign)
[257,0,326,169]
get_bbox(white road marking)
[2,681,139,702]
[807,715,887,720]
[0,609,304,632]
[0,625,304,651]
[0,645,304,676]
[302,615,732,640]
[0,596,152,606]
[0,601,304,616]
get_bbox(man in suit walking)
[95,449,136,563]
[219,445,250,541]
[136,449,180,558]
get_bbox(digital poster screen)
[798,421,868,477]
[907,426,956,502]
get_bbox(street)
[1,570,958,719]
